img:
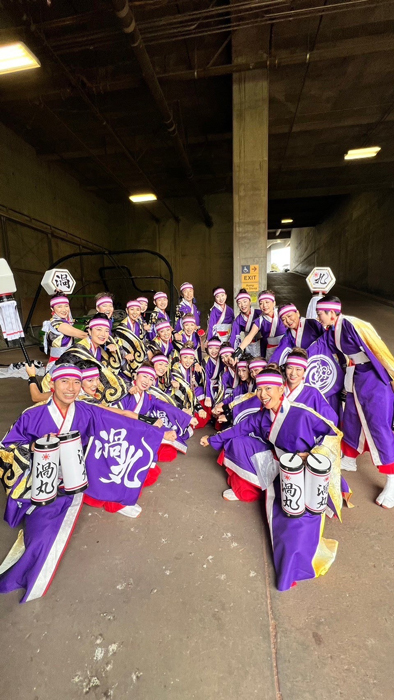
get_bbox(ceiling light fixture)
[129,193,157,203]
[0,42,41,76]
[281,218,293,225]
[344,147,381,161]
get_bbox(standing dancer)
[175,282,201,331]
[207,288,234,343]
[234,290,286,361]
[42,294,87,370]
[230,290,261,357]
[316,295,394,509]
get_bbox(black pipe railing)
[23,248,175,332]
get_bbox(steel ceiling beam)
[111,0,213,228]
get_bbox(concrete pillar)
[232,26,269,304]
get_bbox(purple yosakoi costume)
[207,303,234,343]
[230,309,261,356]
[0,400,164,603]
[208,397,341,590]
[328,315,394,473]
[306,329,345,417]
[252,310,287,361]
[270,318,324,366]
[118,389,193,454]
[204,356,223,404]
[174,299,201,332]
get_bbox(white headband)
[96,296,113,307]
[316,301,342,313]
[279,304,298,318]
[50,296,69,307]
[236,293,251,303]
[214,288,226,297]
[258,293,275,303]
[286,356,308,369]
[256,373,284,387]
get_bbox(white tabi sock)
[341,455,358,472]
[376,474,394,509]
[118,504,142,518]
[222,488,239,501]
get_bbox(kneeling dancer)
[0,364,165,603]
[201,368,343,590]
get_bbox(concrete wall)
[0,118,234,333]
[0,120,115,327]
[290,191,394,300]
[111,194,233,325]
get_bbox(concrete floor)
[0,273,393,699]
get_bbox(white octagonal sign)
[41,268,76,295]
[306,267,336,294]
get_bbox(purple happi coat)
[328,315,394,470]
[147,308,171,341]
[209,397,340,590]
[306,329,345,416]
[253,310,287,360]
[119,389,193,454]
[207,303,234,343]
[0,399,164,603]
[230,309,261,356]
[270,317,324,366]
[175,299,201,331]
[204,356,223,403]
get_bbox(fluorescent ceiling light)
[0,42,41,76]
[129,193,157,203]
[281,218,293,224]
[344,147,381,161]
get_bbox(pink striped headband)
[154,292,168,302]
[316,301,342,313]
[237,361,248,369]
[214,288,226,297]
[286,356,308,369]
[279,304,298,318]
[207,339,221,348]
[256,373,284,387]
[249,359,267,370]
[236,293,251,303]
[258,293,275,303]
[52,365,82,382]
[219,346,235,356]
[89,317,110,330]
[137,297,148,305]
[126,300,142,309]
[136,366,156,380]
[50,296,69,307]
[182,316,196,324]
[156,321,171,332]
[180,282,193,292]
[96,296,113,307]
[180,348,195,357]
[81,367,100,379]
[151,354,169,365]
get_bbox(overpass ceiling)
[0,0,394,227]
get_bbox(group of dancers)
[1,280,394,601]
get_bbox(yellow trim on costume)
[312,513,339,578]
[346,315,394,379]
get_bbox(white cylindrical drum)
[59,431,88,494]
[279,453,305,518]
[31,435,60,506]
[305,453,332,514]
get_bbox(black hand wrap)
[233,347,243,360]
[222,404,233,426]
[138,414,157,425]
